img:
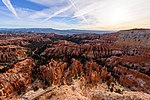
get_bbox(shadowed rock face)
[0,29,150,99]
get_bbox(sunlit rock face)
[0,58,35,98]
[41,40,115,60]
[36,58,113,87]
[38,59,67,86]
[84,61,100,83]
[70,58,83,78]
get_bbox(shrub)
[115,89,123,94]
[33,86,39,91]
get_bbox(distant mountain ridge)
[0,28,112,34]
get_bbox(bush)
[33,86,39,91]
[110,87,113,92]
[115,89,123,94]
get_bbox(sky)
[0,0,150,30]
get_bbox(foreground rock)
[19,80,150,100]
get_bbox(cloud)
[69,0,88,24]
[16,8,34,18]
[29,5,73,20]
[43,5,72,22]
[28,0,67,6]
[69,0,150,28]
[1,0,150,30]
[73,1,101,18]
[0,6,14,18]
[28,0,72,21]
[2,0,19,18]
[0,18,81,29]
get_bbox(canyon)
[0,29,150,100]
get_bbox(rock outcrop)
[0,58,35,99]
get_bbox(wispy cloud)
[69,0,88,24]
[2,0,19,18]
[73,1,101,18]
[43,5,72,22]
[1,0,150,30]
[28,0,67,6]
[0,18,80,29]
